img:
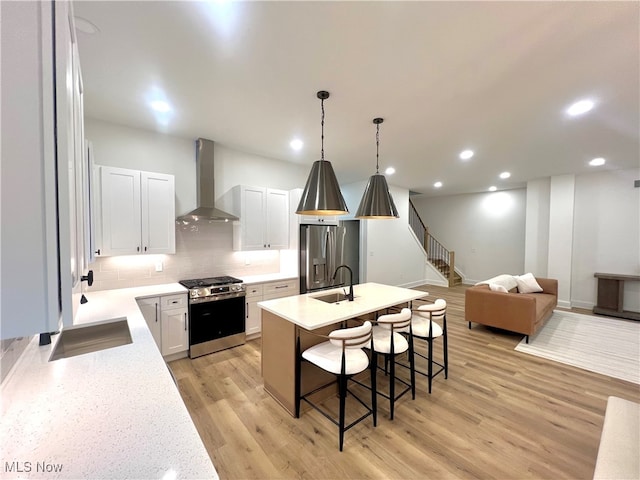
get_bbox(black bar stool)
[295,320,376,451]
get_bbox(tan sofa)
[465,277,558,342]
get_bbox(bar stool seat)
[296,320,376,451]
[411,299,448,394]
[357,308,415,420]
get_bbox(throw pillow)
[515,273,543,293]
[489,283,508,293]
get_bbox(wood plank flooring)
[169,284,640,479]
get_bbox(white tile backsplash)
[88,222,284,291]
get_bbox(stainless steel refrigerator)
[299,221,360,294]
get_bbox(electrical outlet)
[155,260,163,272]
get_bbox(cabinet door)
[100,166,141,256]
[161,308,189,356]
[137,297,161,351]
[241,186,266,250]
[246,300,261,336]
[265,189,289,249]
[141,172,175,254]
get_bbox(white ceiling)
[74,1,639,197]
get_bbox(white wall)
[524,178,550,276]
[84,119,309,290]
[412,189,526,284]
[571,168,640,311]
[547,175,575,308]
[341,181,428,288]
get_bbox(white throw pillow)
[489,283,508,293]
[515,273,543,293]
[476,274,518,291]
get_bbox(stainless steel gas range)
[178,276,246,358]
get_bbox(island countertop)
[0,284,217,480]
[257,282,428,330]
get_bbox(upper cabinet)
[1,0,86,339]
[224,185,289,251]
[289,188,340,225]
[98,166,175,256]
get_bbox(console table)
[593,273,640,321]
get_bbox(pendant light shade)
[296,91,349,216]
[356,118,399,219]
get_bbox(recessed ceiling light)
[289,138,303,151]
[566,99,595,116]
[150,100,171,113]
[499,171,511,179]
[589,157,606,166]
[459,149,474,160]
[434,181,443,188]
[488,186,497,192]
[385,167,395,175]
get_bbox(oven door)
[189,295,246,358]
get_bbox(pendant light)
[356,118,399,219]
[296,91,349,216]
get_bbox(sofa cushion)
[515,273,543,293]
[489,283,508,292]
[476,274,518,291]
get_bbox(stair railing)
[409,199,457,287]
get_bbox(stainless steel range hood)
[177,138,238,223]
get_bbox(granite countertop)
[257,282,428,330]
[0,284,218,480]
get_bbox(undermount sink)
[49,318,132,361]
[313,292,352,304]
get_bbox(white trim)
[571,300,594,310]
[557,299,571,309]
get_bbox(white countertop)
[0,284,218,480]
[257,282,428,330]
[241,272,298,285]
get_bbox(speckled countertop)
[0,284,218,480]
[258,282,428,330]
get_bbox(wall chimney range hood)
[177,138,238,223]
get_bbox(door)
[241,186,266,249]
[137,297,161,350]
[100,166,141,256]
[141,172,175,254]
[161,308,188,356]
[265,188,289,249]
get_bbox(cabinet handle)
[184,312,187,331]
[155,302,158,322]
[263,244,266,248]
[144,246,147,252]
[137,246,140,252]
[275,285,288,289]
[246,302,249,318]
[95,249,101,255]
[172,300,178,304]
[81,270,94,286]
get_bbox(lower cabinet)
[137,293,188,359]
[245,279,298,339]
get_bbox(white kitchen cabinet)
[246,279,298,338]
[225,185,289,251]
[245,284,264,337]
[98,166,175,256]
[161,309,188,356]
[1,0,86,339]
[137,294,188,358]
[137,297,162,350]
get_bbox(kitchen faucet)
[332,265,354,301]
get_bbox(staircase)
[408,200,462,287]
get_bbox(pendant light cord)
[320,97,325,162]
[375,122,380,174]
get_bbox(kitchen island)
[257,282,427,416]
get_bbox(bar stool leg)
[338,374,347,452]
[371,350,378,427]
[389,353,396,420]
[409,335,416,400]
[427,336,434,394]
[443,317,449,379]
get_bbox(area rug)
[515,310,640,384]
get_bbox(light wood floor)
[169,284,640,479]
